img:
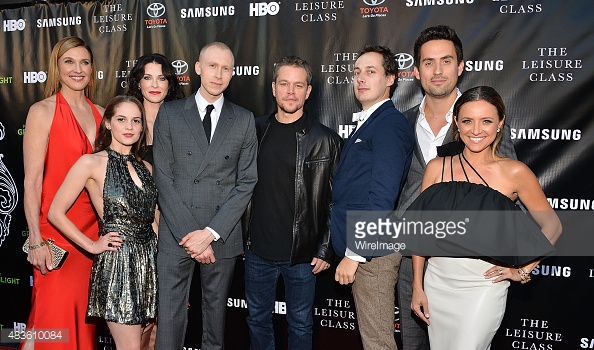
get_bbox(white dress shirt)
[416,88,461,164]
[195,88,224,141]
[346,98,391,262]
[352,98,390,132]
[194,89,226,241]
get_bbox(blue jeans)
[244,248,316,350]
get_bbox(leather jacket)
[243,112,343,265]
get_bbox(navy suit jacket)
[331,100,414,259]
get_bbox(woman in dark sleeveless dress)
[48,95,157,350]
[127,53,184,164]
[126,53,183,349]
[409,86,562,349]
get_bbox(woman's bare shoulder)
[93,103,105,115]
[27,96,57,120]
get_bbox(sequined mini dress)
[87,148,158,325]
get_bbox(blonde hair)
[198,42,234,66]
[44,36,96,99]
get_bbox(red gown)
[23,91,102,349]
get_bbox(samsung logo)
[181,6,235,18]
[531,265,571,277]
[510,128,581,141]
[406,0,474,7]
[465,60,504,72]
[233,65,260,76]
[547,198,594,211]
[37,16,81,28]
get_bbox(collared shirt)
[416,88,461,164]
[353,98,390,132]
[195,88,225,141]
[345,98,391,262]
[194,89,225,241]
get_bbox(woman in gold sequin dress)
[48,95,157,350]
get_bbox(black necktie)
[203,104,214,143]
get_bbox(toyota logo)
[147,3,166,18]
[171,60,189,75]
[394,53,414,70]
[363,0,386,5]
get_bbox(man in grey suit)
[153,42,258,350]
[395,26,517,350]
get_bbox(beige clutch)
[22,237,69,269]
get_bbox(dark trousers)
[397,256,430,350]
[155,246,236,350]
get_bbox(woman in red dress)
[22,36,104,350]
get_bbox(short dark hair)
[273,56,312,85]
[413,25,463,69]
[95,95,148,159]
[127,53,184,103]
[357,45,398,95]
[452,86,506,159]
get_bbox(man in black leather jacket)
[243,56,342,350]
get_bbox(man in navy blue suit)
[332,45,414,350]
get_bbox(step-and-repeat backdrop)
[1,0,593,349]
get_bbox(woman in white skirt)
[409,86,562,350]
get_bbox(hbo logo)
[249,2,280,16]
[24,71,47,84]
[3,19,26,32]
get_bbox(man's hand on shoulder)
[180,229,215,257]
[335,257,360,285]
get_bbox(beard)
[277,101,303,115]
[425,77,456,99]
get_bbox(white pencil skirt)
[424,257,510,350]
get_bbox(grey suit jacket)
[153,93,258,258]
[395,103,517,217]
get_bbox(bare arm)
[420,157,443,192]
[408,162,443,324]
[48,155,121,254]
[23,102,53,273]
[335,257,359,285]
[486,161,562,283]
[411,255,430,325]
[514,162,562,245]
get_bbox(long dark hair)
[95,95,148,159]
[127,53,184,102]
[452,86,506,159]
